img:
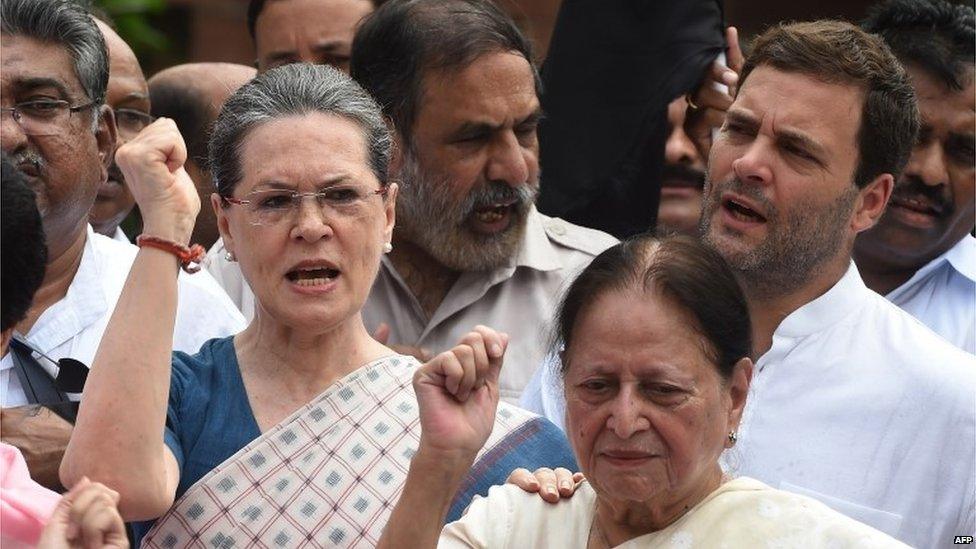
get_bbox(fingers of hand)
[459,331,490,395]
[693,82,733,113]
[554,467,576,496]
[532,467,560,502]
[471,325,507,384]
[66,483,120,540]
[725,26,744,72]
[451,344,478,401]
[430,352,466,397]
[115,118,187,178]
[78,502,125,549]
[708,60,738,91]
[506,467,540,492]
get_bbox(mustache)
[892,175,952,215]
[707,176,777,218]
[462,180,538,215]
[661,162,705,189]
[10,149,45,173]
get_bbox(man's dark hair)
[555,234,752,379]
[351,0,539,142]
[1,0,109,106]
[739,20,919,189]
[149,81,211,171]
[1,154,48,332]
[247,0,379,40]
[862,0,975,91]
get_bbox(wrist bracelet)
[135,235,207,273]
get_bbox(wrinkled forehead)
[1,33,86,100]
[734,65,864,153]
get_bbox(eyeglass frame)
[113,107,155,139]
[0,98,102,136]
[221,185,391,226]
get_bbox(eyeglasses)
[114,107,155,139]
[1,98,99,136]
[222,185,389,226]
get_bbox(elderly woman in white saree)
[379,235,907,548]
[59,64,576,547]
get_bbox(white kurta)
[0,227,246,406]
[884,234,975,354]
[520,262,976,548]
[440,478,905,548]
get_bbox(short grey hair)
[210,63,392,197]
[1,0,109,110]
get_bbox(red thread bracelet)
[136,235,207,273]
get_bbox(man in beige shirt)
[207,0,616,403]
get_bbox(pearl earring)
[382,242,393,254]
[224,251,237,262]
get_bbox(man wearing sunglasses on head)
[0,0,245,490]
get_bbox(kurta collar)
[772,261,869,339]
[887,234,976,299]
[24,226,108,352]
[942,234,976,283]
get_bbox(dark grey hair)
[1,0,109,110]
[210,63,392,197]
[351,0,539,143]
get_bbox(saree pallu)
[142,355,574,548]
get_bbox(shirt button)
[549,222,566,236]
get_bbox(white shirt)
[884,234,975,354]
[206,208,617,403]
[206,239,256,321]
[0,227,247,406]
[520,263,976,548]
[111,226,129,244]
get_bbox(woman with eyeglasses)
[60,63,576,547]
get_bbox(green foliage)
[94,0,171,60]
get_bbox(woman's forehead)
[238,114,375,188]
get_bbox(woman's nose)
[605,388,650,438]
[290,196,334,241]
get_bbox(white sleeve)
[438,485,516,549]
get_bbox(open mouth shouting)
[285,260,341,292]
[720,192,768,229]
[469,199,517,234]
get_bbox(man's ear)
[851,173,894,234]
[95,105,117,177]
